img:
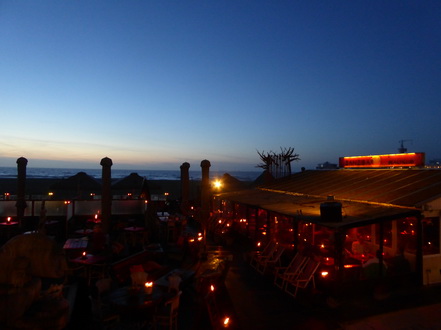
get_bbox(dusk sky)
[1,1,440,172]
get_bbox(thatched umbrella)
[112,172,146,198]
[50,172,101,199]
[219,173,248,192]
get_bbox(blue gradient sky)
[1,1,440,172]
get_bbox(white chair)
[284,258,320,298]
[153,290,182,330]
[249,240,277,269]
[274,253,308,289]
[256,245,286,274]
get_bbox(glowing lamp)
[223,317,230,328]
[321,271,329,278]
[213,180,222,189]
[7,217,11,223]
[144,282,153,294]
[210,285,215,292]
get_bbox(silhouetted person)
[387,247,411,277]
[362,250,387,279]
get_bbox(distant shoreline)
[0,166,261,181]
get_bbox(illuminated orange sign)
[339,152,425,168]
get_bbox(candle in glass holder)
[7,217,11,223]
[81,251,87,259]
[144,282,153,294]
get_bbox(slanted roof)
[219,189,419,229]
[218,169,441,229]
[112,173,145,190]
[261,169,441,207]
[50,172,101,191]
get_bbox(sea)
[0,167,261,182]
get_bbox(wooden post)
[180,162,190,216]
[16,157,28,228]
[100,157,113,235]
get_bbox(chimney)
[320,195,342,222]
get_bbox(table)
[124,226,145,232]
[45,220,59,225]
[108,285,173,324]
[74,228,94,235]
[154,268,195,289]
[0,221,18,226]
[70,253,110,284]
[71,253,109,265]
[124,226,148,248]
[0,221,19,241]
[63,238,88,250]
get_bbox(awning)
[217,188,420,230]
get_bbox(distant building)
[316,161,338,170]
[427,159,441,169]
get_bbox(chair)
[249,240,278,269]
[274,253,308,289]
[168,273,182,292]
[153,290,182,330]
[88,262,109,285]
[90,278,120,329]
[256,245,286,274]
[284,258,320,298]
